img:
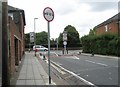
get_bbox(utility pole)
[2,0,10,86]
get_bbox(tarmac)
[10,50,119,86]
[14,52,56,85]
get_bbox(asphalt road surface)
[48,50,118,86]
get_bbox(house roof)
[8,5,26,25]
[95,12,120,29]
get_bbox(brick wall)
[96,21,118,35]
[9,14,25,77]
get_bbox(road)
[44,50,119,86]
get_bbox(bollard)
[28,49,30,53]
[62,50,64,55]
[67,50,68,54]
[40,53,42,56]
[43,55,46,60]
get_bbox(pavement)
[13,52,56,85]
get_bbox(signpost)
[63,31,67,54]
[30,32,34,43]
[43,7,54,84]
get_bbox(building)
[8,6,26,78]
[95,12,120,35]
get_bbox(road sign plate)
[43,7,54,22]
[63,41,67,45]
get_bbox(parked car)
[33,45,48,51]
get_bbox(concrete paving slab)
[16,80,26,85]
[18,74,26,79]
[15,52,56,85]
[26,80,35,85]
[35,80,45,85]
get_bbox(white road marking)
[51,61,95,86]
[85,60,108,67]
[86,60,95,64]
[51,63,66,75]
[52,52,58,56]
[64,56,79,60]
[97,63,108,66]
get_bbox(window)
[105,25,108,32]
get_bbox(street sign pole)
[47,21,51,84]
[63,31,67,55]
[43,7,54,84]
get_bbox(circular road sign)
[43,7,54,22]
[63,41,67,45]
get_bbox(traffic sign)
[43,7,54,22]
[63,41,67,45]
[30,32,34,43]
[63,31,67,41]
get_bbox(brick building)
[8,6,26,77]
[95,12,120,35]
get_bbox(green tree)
[58,25,80,47]
[36,31,48,45]
[58,33,63,47]
[24,33,30,48]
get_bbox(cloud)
[85,2,118,12]
[8,0,118,39]
[54,0,78,15]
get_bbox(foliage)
[36,31,48,45]
[58,25,81,47]
[24,33,31,48]
[81,33,120,56]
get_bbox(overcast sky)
[8,0,119,39]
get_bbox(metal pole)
[2,1,10,86]
[64,45,66,55]
[48,22,51,84]
[34,18,38,56]
[34,19,36,46]
[57,38,58,51]
[34,18,38,46]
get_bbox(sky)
[8,0,119,39]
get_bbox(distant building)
[95,12,120,35]
[8,6,26,77]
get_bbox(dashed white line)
[85,60,95,64]
[97,63,108,66]
[85,60,108,67]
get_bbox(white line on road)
[64,56,79,60]
[51,61,95,86]
[85,60,95,64]
[97,63,108,66]
[85,60,108,67]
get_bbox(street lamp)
[34,18,38,46]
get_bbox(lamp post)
[34,18,38,56]
[34,18,38,46]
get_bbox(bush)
[81,34,119,56]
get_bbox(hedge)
[81,34,120,56]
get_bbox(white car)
[33,45,48,51]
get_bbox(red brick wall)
[8,14,25,77]
[9,16,16,77]
[96,21,118,35]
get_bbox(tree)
[89,28,96,36]
[36,31,48,45]
[58,33,63,47]
[58,25,80,47]
[24,33,30,48]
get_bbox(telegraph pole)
[2,0,10,86]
